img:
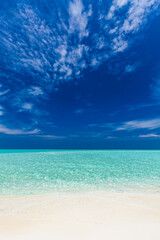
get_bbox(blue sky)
[0,0,160,148]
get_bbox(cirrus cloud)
[116,118,160,131]
[0,0,160,136]
[0,0,159,89]
[0,124,40,135]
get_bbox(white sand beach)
[0,192,160,240]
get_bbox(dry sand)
[0,192,160,240]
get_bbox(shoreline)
[0,191,160,240]
[1,186,160,196]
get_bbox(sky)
[0,0,160,149]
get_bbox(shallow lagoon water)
[0,150,160,194]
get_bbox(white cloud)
[90,58,99,67]
[0,124,40,135]
[105,0,160,53]
[116,118,160,131]
[120,0,159,33]
[107,0,128,20]
[68,0,90,39]
[112,37,128,53]
[107,0,159,33]
[0,0,159,118]
[139,133,160,138]
[0,0,159,88]
[28,86,43,96]
[21,103,33,111]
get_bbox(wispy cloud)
[0,84,10,96]
[68,0,91,39]
[0,89,10,96]
[0,124,40,135]
[0,0,160,134]
[28,87,43,96]
[116,118,160,131]
[106,136,117,139]
[139,133,160,138]
[0,0,159,89]
[88,117,160,133]
[107,0,160,34]
[99,0,160,54]
[21,103,33,111]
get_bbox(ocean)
[0,149,160,195]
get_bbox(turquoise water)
[0,149,160,195]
